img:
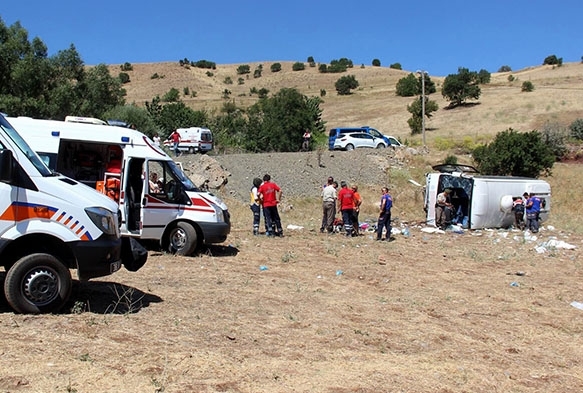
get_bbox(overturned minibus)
[424,164,550,229]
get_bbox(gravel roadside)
[179,148,410,202]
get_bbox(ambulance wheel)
[188,147,195,154]
[4,253,72,314]
[169,222,198,256]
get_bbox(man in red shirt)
[257,174,283,237]
[169,130,181,157]
[337,181,355,237]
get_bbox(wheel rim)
[346,144,354,151]
[170,228,188,250]
[23,268,60,306]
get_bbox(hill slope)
[111,61,583,144]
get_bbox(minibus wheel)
[188,147,195,154]
[168,222,198,256]
[4,253,72,314]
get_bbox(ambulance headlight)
[85,207,118,236]
[212,204,225,223]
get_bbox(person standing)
[512,195,526,230]
[525,192,541,233]
[258,174,283,237]
[169,130,181,157]
[320,177,337,233]
[250,177,263,235]
[351,185,362,236]
[435,188,453,230]
[376,187,393,241]
[152,133,161,147]
[302,129,311,151]
[337,181,355,237]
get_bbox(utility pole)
[416,70,427,147]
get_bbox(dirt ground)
[1,211,582,392]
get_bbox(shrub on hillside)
[270,63,282,72]
[120,62,133,71]
[292,62,305,71]
[543,55,562,66]
[472,128,555,177]
[162,88,180,102]
[237,65,250,75]
[498,65,512,72]
[539,121,568,159]
[521,81,534,92]
[569,118,583,140]
[477,69,491,84]
[389,63,402,70]
[372,59,381,67]
[118,72,130,84]
[194,60,216,69]
[335,75,359,95]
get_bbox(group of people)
[318,177,393,241]
[512,192,543,233]
[250,174,284,237]
[249,175,394,241]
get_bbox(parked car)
[385,135,403,147]
[333,132,387,150]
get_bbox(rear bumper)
[70,235,122,281]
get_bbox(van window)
[201,132,212,142]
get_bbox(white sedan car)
[333,132,387,150]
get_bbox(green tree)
[270,63,282,72]
[442,67,481,108]
[389,63,402,70]
[162,87,180,102]
[120,62,133,71]
[246,88,325,152]
[406,96,438,135]
[307,56,315,67]
[396,73,436,97]
[472,129,555,177]
[477,69,491,84]
[236,64,250,74]
[498,65,512,72]
[156,102,208,135]
[372,59,381,67]
[103,104,159,136]
[76,64,125,118]
[543,55,562,66]
[292,62,305,71]
[335,75,359,95]
[253,64,263,78]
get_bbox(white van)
[163,127,213,154]
[0,114,144,314]
[8,117,230,255]
[424,164,551,229]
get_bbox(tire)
[376,143,386,149]
[345,144,354,151]
[168,222,198,256]
[188,147,195,154]
[4,253,72,314]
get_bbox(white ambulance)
[0,114,140,314]
[163,127,213,154]
[8,116,230,255]
[424,164,551,229]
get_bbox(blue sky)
[3,1,582,76]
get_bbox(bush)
[236,65,250,75]
[194,60,216,69]
[237,77,244,85]
[498,65,512,72]
[396,73,418,97]
[477,69,491,84]
[120,62,133,71]
[118,72,130,84]
[318,64,328,73]
[372,59,381,67]
[543,55,563,66]
[270,63,282,72]
[151,73,164,79]
[320,89,326,97]
[224,76,233,85]
[292,62,305,71]
[206,71,214,77]
[472,128,555,177]
[507,75,515,82]
[443,155,458,165]
[389,63,402,70]
[521,81,534,92]
[569,118,583,140]
[183,87,190,96]
[335,75,359,95]
[162,88,180,102]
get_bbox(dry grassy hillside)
[111,61,583,145]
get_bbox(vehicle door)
[368,129,390,146]
[141,160,185,239]
[359,133,375,148]
[0,147,17,238]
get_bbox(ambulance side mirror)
[0,149,14,182]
